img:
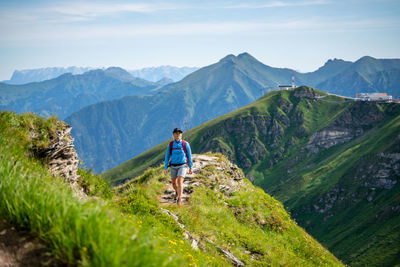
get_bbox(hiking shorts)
[170,165,187,179]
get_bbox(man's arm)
[164,143,170,170]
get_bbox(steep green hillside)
[104,86,400,266]
[0,67,159,119]
[0,110,342,266]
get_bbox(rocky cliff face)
[35,121,86,199]
[295,149,400,222]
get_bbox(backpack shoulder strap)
[169,140,173,155]
[182,140,189,164]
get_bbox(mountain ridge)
[65,53,400,172]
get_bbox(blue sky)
[0,0,399,80]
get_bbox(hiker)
[164,128,193,205]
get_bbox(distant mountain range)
[2,66,94,85]
[104,86,400,266]
[63,53,400,172]
[128,66,199,82]
[0,67,164,119]
[1,53,399,172]
[2,66,199,85]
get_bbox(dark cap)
[173,128,183,133]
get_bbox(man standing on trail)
[164,128,193,205]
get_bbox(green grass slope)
[103,86,400,266]
[0,110,343,266]
[111,153,343,266]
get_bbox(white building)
[356,93,393,102]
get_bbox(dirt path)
[0,220,67,267]
[158,154,218,205]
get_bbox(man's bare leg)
[171,178,178,199]
[171,178,178,193]
[177,176,184,199]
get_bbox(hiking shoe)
[173,192,178,201]
[176,197,182,205]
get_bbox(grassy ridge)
[113,154,343,266]
[0,111,224,266]
[0,110,343,266]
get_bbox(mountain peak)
[237,52,254,60]
[218,52,259,65]
[357,55,376,62]
[219,54,236,63]
[103,67,137,82]
[105,67,131,75]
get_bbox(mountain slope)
[302,58,353,85]
[65,54,400,173]
[66,52,307,172]
[316,56,400,96]
[103,86,400,266]
[0,110,342,266]
[0,67,159,119]
[112,152,343,266]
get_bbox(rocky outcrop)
[359,153,400,190]
[39,121,87,200]
[331,102,385,127]
[295,151,400,221]
[304,127,363,154]
[293,87,320,98]
[303,102,389,155]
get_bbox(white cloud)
[2,16,398,46]
[0,2,184,25]
[43,2,183,18]
[226,0,330,9]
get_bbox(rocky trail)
[157,154,246,266]
[158,154,245,205]
[158,154,218,205]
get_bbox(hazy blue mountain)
[348,56,400,74]
[0,67,160,119]
[2,66,93,84]
[129,66,199,82]
[2,65,199,85]
[302,58,353,85]
[316,56,400,97]
[155,77,174,86]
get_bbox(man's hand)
[163,169,168,176]
[188,168,193,174]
